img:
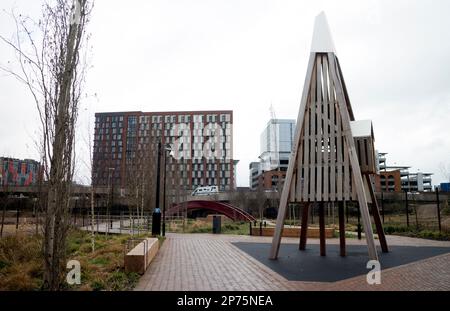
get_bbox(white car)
[191,186,219,196]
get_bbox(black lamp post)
[108,167,115,229]
[152,141,162,236]
[162,143,173,237]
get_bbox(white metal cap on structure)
[310,11,337,53]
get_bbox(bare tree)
[80,108,96,252]
[123,129,159,234]
[0,183,10,238]
[0,0,93,290]
[255,184,268,221]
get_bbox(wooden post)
[436,188,441,232]
[357,204,362,240]
[319,202,326,256]
[338,201,346,257]
[299,203,310,250]
[345,202,349,224]
[366,174,388,253]
[16,207,20,231]
[269,53,316,260]
[405,190,409,227]
[328,53,378,261]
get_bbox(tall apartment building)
[92,110,235,191]
[0,157,41,187]
[250,119,296,190]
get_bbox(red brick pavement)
[135,233,450,291]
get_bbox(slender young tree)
[0,0,93,290]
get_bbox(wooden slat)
[359,139,368,172]
[338,201,346,256]
[296,139,304,202]
[309,56,317,202]
[351,170,357,200]
[328,52,378,261]
[316,56,323,201]
[343,136,350,200]
[336,95,343,201]
[270,53,316,260]
[322,55,330,202]
[329,55,336,202]
[302,108,310,200]
[290,171,296,202]
[367,174,389,253]
[366,138,375,173]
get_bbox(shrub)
[91,278,105,291]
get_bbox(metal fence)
[284,191,450,234]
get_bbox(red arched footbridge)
[167,200,256,222]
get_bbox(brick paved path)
[135,233,450,291]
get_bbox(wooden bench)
[252,226,335,238]
[124,238,159,274]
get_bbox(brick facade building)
[92,110,235,192]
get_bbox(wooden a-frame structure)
[270,12,388,261]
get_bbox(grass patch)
[0,230,149,291]
[383,224,450,241]
[166,218,251,236]
[221,222,251,235]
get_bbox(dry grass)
[0,234,43,290]
[0,230,143,291]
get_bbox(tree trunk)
[91,187,95,253]
[0,198,7,238]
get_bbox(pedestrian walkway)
[135,233,450,291]
[80,219,151,235]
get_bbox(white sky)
[1,0,449,187]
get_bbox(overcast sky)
[1,0,449,187]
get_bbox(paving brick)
[134,233,450,291]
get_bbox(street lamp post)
[162,143,173,237]
[152,141,162,236]
[108,168,115,230]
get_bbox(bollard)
[152,211,161,236]
[259,221,262,236]
[213,215,221,234]
[16,208,20,231]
